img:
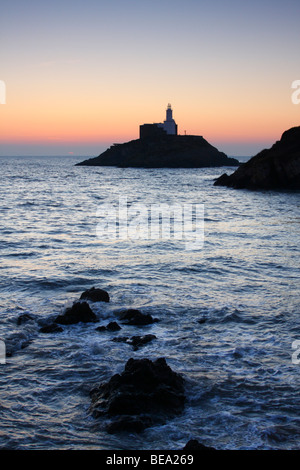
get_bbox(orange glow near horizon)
[1,1,300,156]
[1,86,299,155]
[1,58,299,156]
[1,88,299,147]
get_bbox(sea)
[0,154,299,451]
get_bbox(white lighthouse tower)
[162,103,177,135]
[139,103,178,138]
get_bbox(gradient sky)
[0,0,299,156]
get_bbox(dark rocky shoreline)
[214,126,300,190]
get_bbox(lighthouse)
[139,104,178,139]
[162,103,178,135]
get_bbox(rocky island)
[76,134,239,168]
[76,104,239,168]
[214,126,300,190]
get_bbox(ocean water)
[0,155,300,450]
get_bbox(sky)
[0,0,299,157]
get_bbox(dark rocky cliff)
[76,134,239,168]
[214,126,300,190]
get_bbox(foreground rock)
[117,308,159,325]
[54,301,97,325]
[76,135,239,168]
[214,126,300,190]
[89,357,185,433]
[80,287,110,303]
[182,439,216,451]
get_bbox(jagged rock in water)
[117,308,159,325]
[89,357,185,433]
[76,135,239,168]
[80,287,110,303]
[182,439,216,451]
[54,301,97,325]
[214,126,300,190]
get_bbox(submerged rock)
[17,313,34,326]
[117,309,159,325]
[111,334,157,350]
[5,331,33,357]
[80,287,110,303]
[54,301,97,325]
[128,334,157,350]
[39,323,63,333]
[106,415,153,434]
[96,321,122,332]
[89,357,185,433]
[214,126,300,190]
[111,335,130,343]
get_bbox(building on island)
[140,104,178,139]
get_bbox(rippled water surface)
[0,155,300,450]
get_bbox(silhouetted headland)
[214,126,300,190]
[76,134,239,168]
